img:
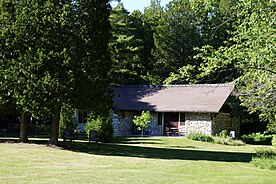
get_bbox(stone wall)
[144,113,163,136]
[112,111,163,136]
[213,112,240,138]
[112,111,134,136]
[179,113,212,136]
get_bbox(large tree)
[164,0,238,84]
[195,0,276,127]
[109,2,144,84]
[0,0,112,145]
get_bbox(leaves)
[133,111,152,130]
[195,0,276,123]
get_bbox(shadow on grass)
[0,137,253,162]
[0,137,50,144]
[111,136,163,145]
[61,142,253,163]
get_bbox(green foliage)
[162,0,275,131]
[133,111,152,131]
[86,117,102,137]
[218,130,228,138]
[251,148,276,170]
[266,121,276,135]
[109,3,145,84]
[195,0,276,124]
[153,0,202,83]
[164,0,238,84]
[86,115,113,142]
[0,0,112,144]
[28,124,51,137]
[213,137,245,146]
[241,133,273,145]
[186,132,214,143]
[59,104,76,138]
[187,132,245,146]
[213,129,245,146]
[273,135,276,147]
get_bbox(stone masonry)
[112,111,163,136]
[179,113,212,136]
[112,111,240,137]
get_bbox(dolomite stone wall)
[144,113,163,136]
[112,111,163,136]
[112,111,134,136]
[179,113,212,136]
[112,111,240,137]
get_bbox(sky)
[111,0,172,13]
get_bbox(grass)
[0,136,276,184]
[186,132,245,146]
[251,148,276,170]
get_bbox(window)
[157,113,162,125]
[180,113,185,126]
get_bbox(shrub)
[187,132,214,143]
[265,121,276,134]
[28,124,51,136]
[251,148,276,170]
[218,129,228,138]
[241,133,272,145]
[86,115,113,142]
[213,137,245,146]
[273,135,276,146]
[59,104,76,138]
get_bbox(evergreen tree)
[109,2,143,84]
[0,0,112,145]
[153,0,202,83]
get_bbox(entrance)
[164,112,179,135]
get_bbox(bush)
[213,137,245,146]
[28,124,51,136]
[218,129,228,138]
[187,131,245,146]
[241,133,273,145]
[86,115,113,142]
[59,104,76,138]
[187,132,214,142]
[273,135,276,146]
[251,148,276,170]
[265,121,276,134]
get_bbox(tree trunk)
[20,111,29,143]
[50,106,61,146]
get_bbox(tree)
[0,0,112,145]
[59,104,76,138]
[164,0,239,84]
[133,111,152,137]
[0,0,45,142]
[195,0,276,127]
[109,2,143,84]
[86,114,113,142]
[153,0,203,84]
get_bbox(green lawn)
[0,137,275,184]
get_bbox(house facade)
[111,84,240,137]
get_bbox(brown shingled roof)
[112,84,235,113]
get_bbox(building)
[111,84,240,137]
